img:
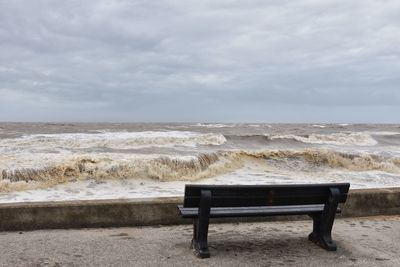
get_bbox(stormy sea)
[1,122,400,203]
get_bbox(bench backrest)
[183,183,350,208]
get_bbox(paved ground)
[0,216,399,267]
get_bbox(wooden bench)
[178,183,350,258]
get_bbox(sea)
[1,122,400,203]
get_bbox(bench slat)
[183,183,350,207]
[178,204,341,218]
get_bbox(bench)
[178,183,350,258]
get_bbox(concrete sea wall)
[0,188,399,231]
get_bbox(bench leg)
[308,214,336,251]
[191,219,197,250]
[308,214,321,243]
[192,190,211,258]
[308,188,340,251]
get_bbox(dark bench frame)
[178,183,350,258]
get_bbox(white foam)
[0,131,226,152]
[193,123,234,128]
[368,131,400,136]
[1,163,399,203]
[271,132,378,146]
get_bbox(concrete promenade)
[0,215,399,267]
[1,188,400,231]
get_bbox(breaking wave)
[0,153,242,192]
[193,123,235,128]
[243,149,400,172]
[2,148,400,192]
[0,131,226,151]
[270,132,378,146]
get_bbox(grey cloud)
[1,0,400,122]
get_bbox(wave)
[0,131,226,152]
[369,131,400,136]
[0,153,242,192]
[247,149,400,173]
[193,123,235,128]
[2,148,400,192]
[270,132,378,146]
[225,132,382,146]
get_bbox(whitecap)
[0,131,227,152]
[271,132,378,146]
[193,123,234,128]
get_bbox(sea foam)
[270,132,378,146]
[0,131,227,151]
[2,148,400,192]
[1,123,400,197]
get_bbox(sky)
[0,0,400,123]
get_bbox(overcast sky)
[1,0,400,123]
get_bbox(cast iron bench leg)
[309,187,340,251]
[192,190,211,258]
[191,219,197,250]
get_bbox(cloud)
[1,0,400,122]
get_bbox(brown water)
[1,122,400,200]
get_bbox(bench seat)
[178,204,341,218]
